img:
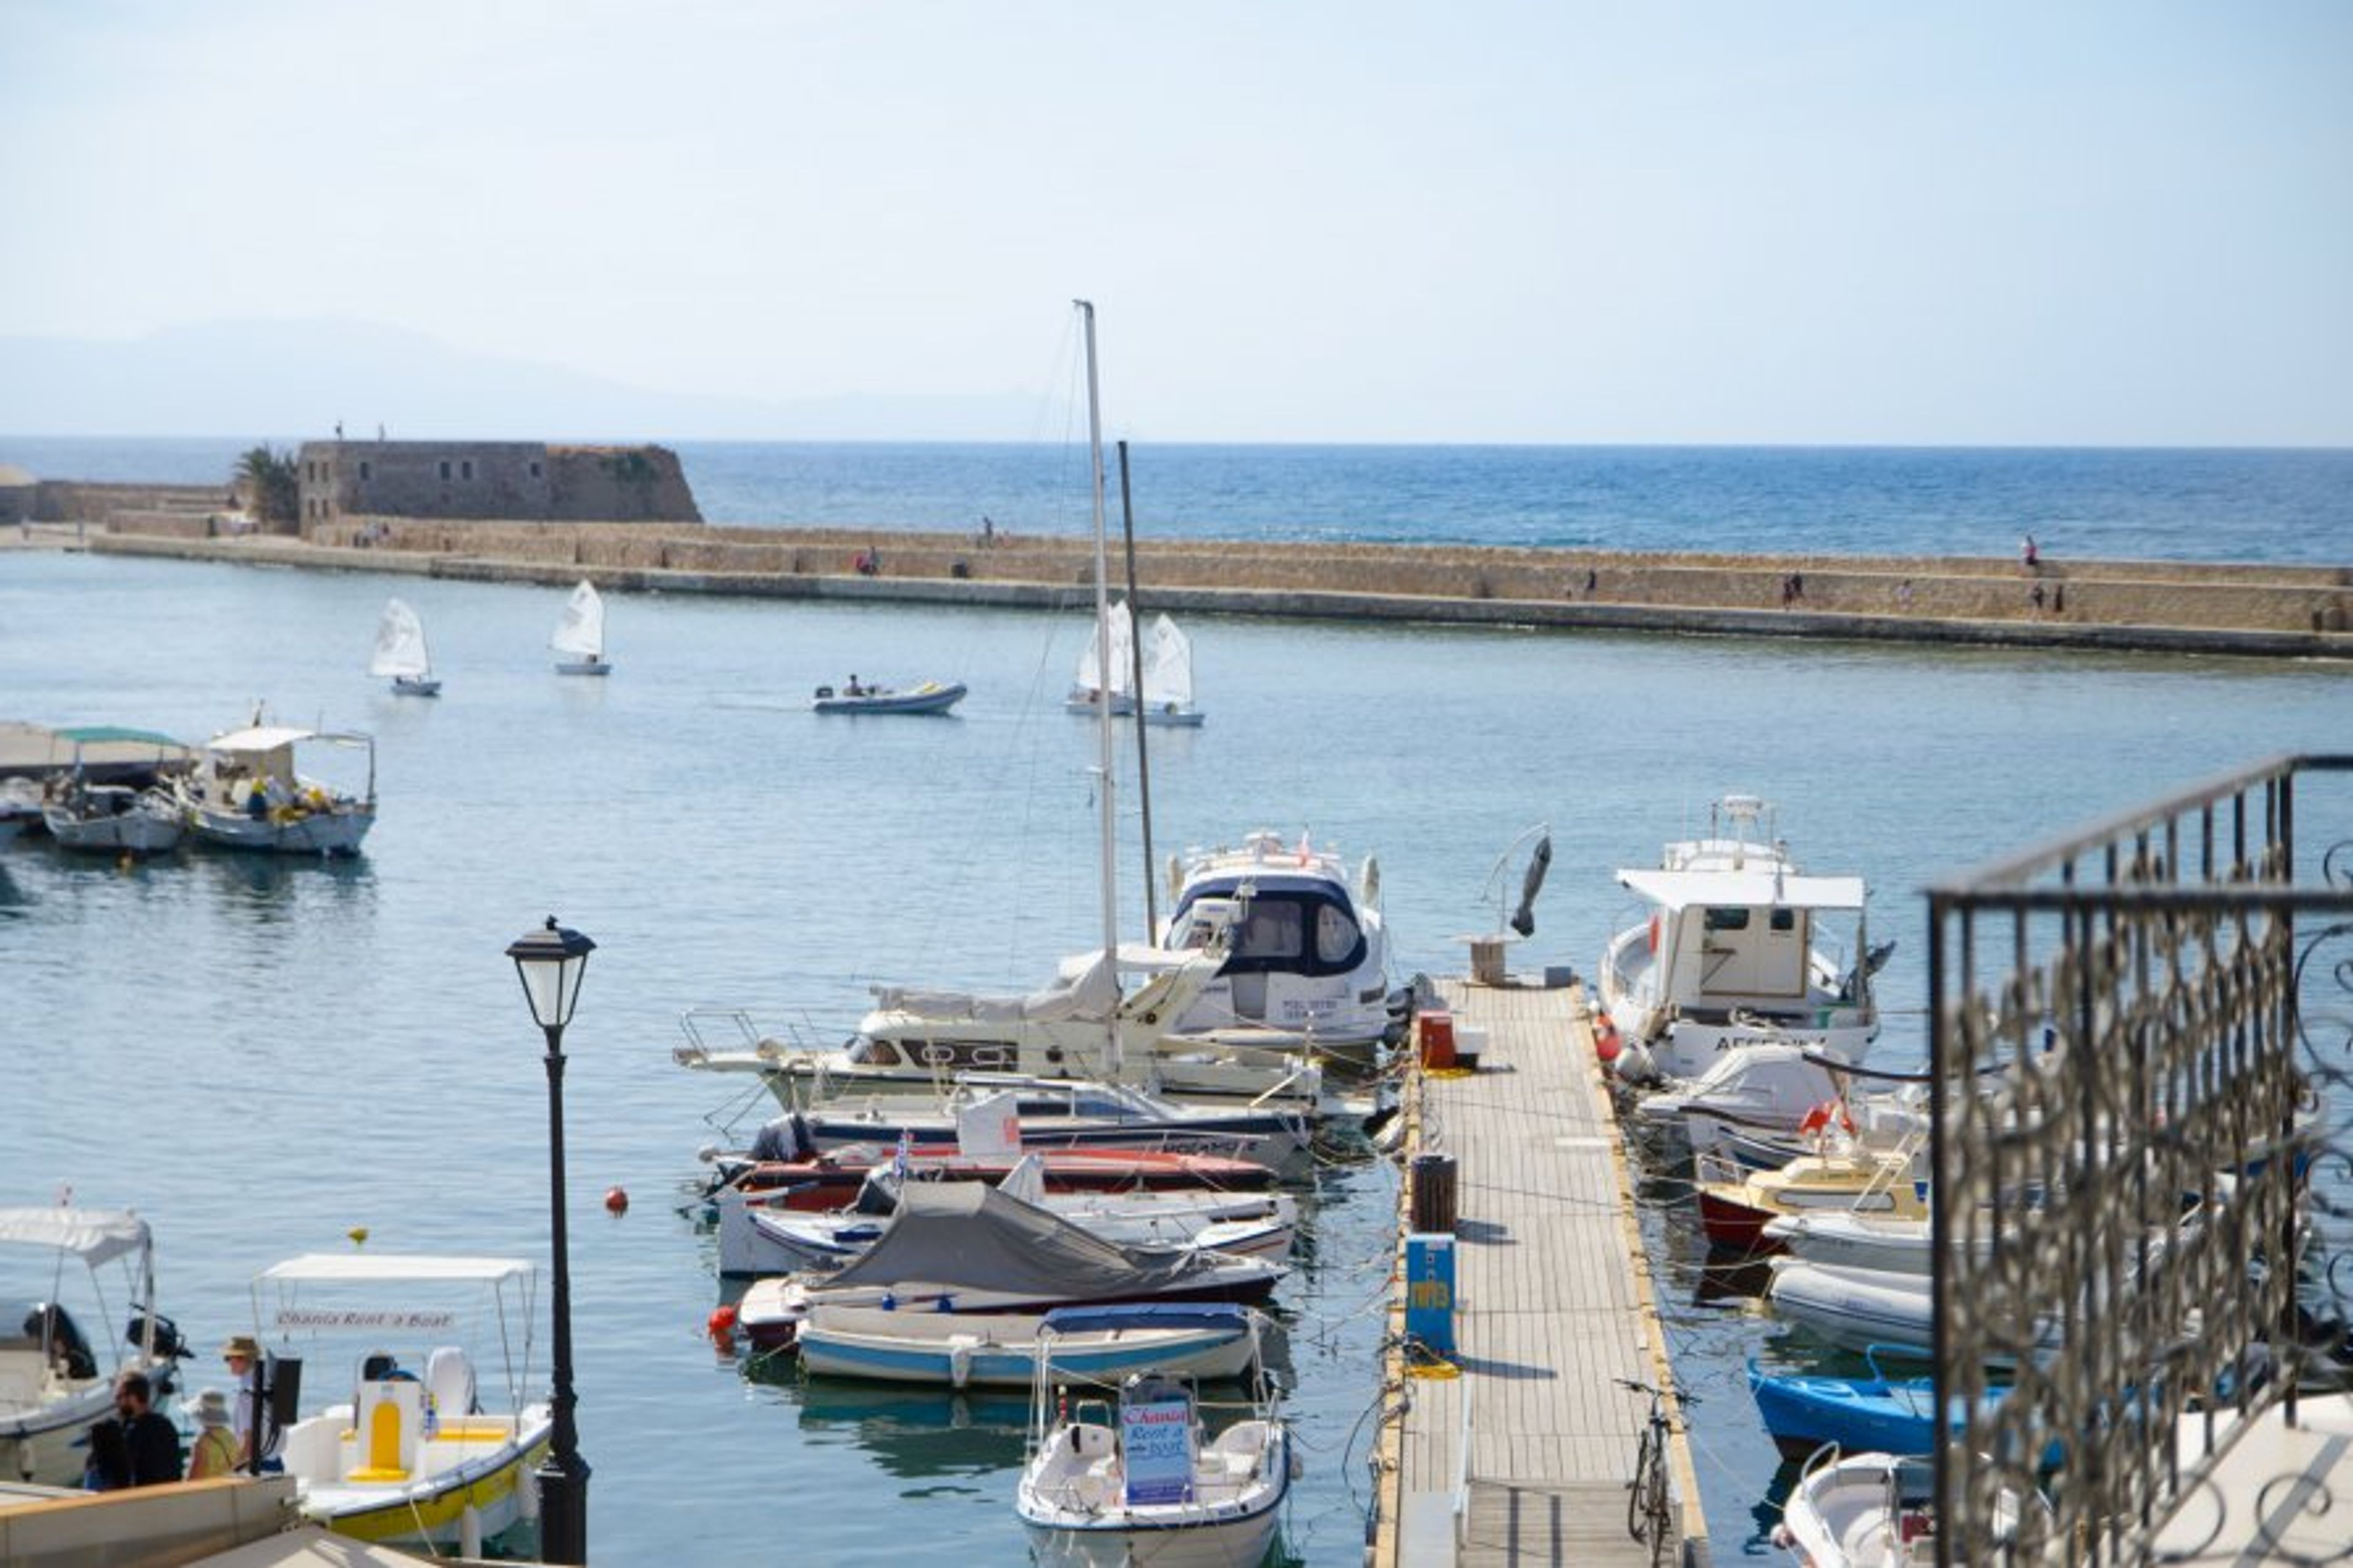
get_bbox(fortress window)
[461,460,474,480]
[530,461,543,479]
[439,461,452,480]
[359,461,371,480]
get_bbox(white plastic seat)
[423,1345,476,1422]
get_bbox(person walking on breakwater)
[2021,534,2040,569]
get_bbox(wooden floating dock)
[1370,979,1708,1567]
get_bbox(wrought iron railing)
[1928,754,2353,1565]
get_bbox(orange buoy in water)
[707,1304,738,1349]
[1593,1017,1622,1063]
[604,1186,629,1214]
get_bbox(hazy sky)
[4,1,2349,444]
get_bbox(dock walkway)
[1372,979,1706,1566]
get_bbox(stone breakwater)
[81,515,2353,659]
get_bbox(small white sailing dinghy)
[1138,612,1204,727]
[1064,597,1136,715]
[551,580,611,676]
[369,597,441,696]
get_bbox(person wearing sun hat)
[219,1333,267,1469]
[184,1387,239,1479]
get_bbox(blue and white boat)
[798,1301,1264,1390]
[1748,1355,1966,1460]
[813,679,966,714]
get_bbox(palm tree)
[235,447,298,528]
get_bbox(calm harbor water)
[2,493,2348,1559]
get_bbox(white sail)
[369,597,432,680]
[1072,599,1135,697]
[551,580,605,659]
[1140,613,1193,710]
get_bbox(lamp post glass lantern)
[507,917,594,1564]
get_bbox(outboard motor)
[125,1305,192,1362]
[28,1303,97,1380]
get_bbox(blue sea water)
[2,443,2349,1563]
[6,436,2351,565]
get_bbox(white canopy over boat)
[1616,868,1866,911]
[256,1254,535,1286]
[0,1206,151,1267]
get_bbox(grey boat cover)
[821,1181,1241,1299]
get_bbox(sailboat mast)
[1076,299,1122,1074]
[1117,439,1158,941]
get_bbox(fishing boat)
[813,679,968,715]
[369,597,441,696]
[40,781,184,855]
[550,579,611,675]
[719,1154,1297,1276]
[1599,794,1890,1084]
[1017,1318,1294,1568]
[733,1182,1287,1352]
[1157,828,1399,1068]
[0,779,41,841]
[0,1205,188,1487]
[1749,1356,1965,1461]
[173,720,376,855]
[248,1252,554,1554]
[800,1301,1265,1390]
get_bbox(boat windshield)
[1171,878,1365,977]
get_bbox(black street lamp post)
[507,916,596,1565]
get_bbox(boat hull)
[300,1417,553,1549]
[0,1382,121,1488]
[814,682,966,714]
[555,658,610,676]
[391,676,441,697]
[188,805,373,855]
[797,1305,1260,1388]
[1019,1420,1289,1568]
[42,802,184,855]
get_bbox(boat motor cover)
[824,1183,1238,1299]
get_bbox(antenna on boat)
[1076,298,1121,1074]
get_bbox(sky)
[2,1,2349,445]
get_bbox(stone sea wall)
[86,515,2353,657]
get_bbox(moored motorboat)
[0,1205,188,1487]
[719,1154,1297,1276]
[733,1182,1287,1352]
[800,1301,1265,1390]
[1158,828,1398,1068]
[249,1252,553,1552]
[40,782,185,855]
[813,679,966,714]
[1017,1321,1293,1568]
[1694,1139,1930,1252]
[172,720,376,855]
[1774,1447,1939,1566]
[798,1080,1313,1169]
[707,1127,1279,1214]
[1599,794,1890,1084]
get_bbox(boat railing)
[1926,753,2353,1566]
[676,1006,827,1061]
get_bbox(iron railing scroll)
[1927,754,2353,1566]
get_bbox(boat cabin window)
[850,1039,905,1066]
[1703,908,1751,932]
[1173,879,1368,977]
[1316,905,1358,964]
[1770,909,1797,933]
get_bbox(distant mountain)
[0,319,1035,441]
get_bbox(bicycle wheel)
[1626,1423,1662,1542]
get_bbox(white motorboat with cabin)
[798,1079,1314,1170]
[173,721,376,855]
[550,580,611,675]
[248,1252,554,1553]
[1600,794,1888,1084]
[1017,1322,1294,1568]
[0,1205,187,1487]
[1158,829,1398,1067]
[369,597,441,696]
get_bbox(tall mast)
[1118,439,1158,941]
[1076,299,1121,1074]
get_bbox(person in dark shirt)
[112,1369,183,1486]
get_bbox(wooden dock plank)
[1372,980,1708,1566]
